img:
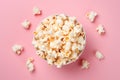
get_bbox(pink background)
[0,0,120,80]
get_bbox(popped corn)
[81,59,90,69]
[95,51,104,60]
[12,44,23,55]
[21,19,31,29]
[86,11,97,22]
[32,14,86,68]
[26,58,35,72]
[33,7,41,15]
[96,24,105,35]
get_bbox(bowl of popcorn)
[32,14,86,68]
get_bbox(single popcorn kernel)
[32,14,86,68]
[96,24,105,35]
[21,19,31,29]
[26,58,35,72]
[95,51,104,60]
[86,11,97,22]
[81,59,90,69]
[33,6,41,15]
[12,44,23,55]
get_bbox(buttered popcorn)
[32,14,86,68]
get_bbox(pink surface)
[0,0,120,80]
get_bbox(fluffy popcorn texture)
[33,7,41,15]
[95,51,104,60]
[12,44,23,55]
[32,14,86,68]
[96,24,105,35]
[26,58,35,72]
[21,19,31,29]
[81,59,90,69]
[86,11,97,22]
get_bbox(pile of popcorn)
[12,6,106,71]
[32,14,86,68]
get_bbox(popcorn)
[64,21,70,26]
[71,52,78,59]
[86,11,97,22]
[62,25,70,32]
[33,14,86,68]
[74,25,82,33]
[50,41,57,48]
[12,44,23,55]
[47,58,53,65]
[69,16,76,22]
[56,18,63,26]
[51,51,57,58]
[26,57,34,65]
[78,36,86,45]
[47,49,57,58]
[33,7,41,15]
[96,24,105,35]
[95,51,104,60]
[48,28,53,35]
[27,63,35,72]
[55,31,62,37]
[38,31,43,37]
[59,14,67,20]
[76,44,83,51]
[65,41,71,51]
[72,43,77,51]
[26,58,35,72]
[81,59,90,69]
[21,19,31,29]
[56,59,67,68]
[32,40,37,46]
[58,52,64,58]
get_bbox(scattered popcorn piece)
[26,58,35,72]
[27,63,35,72]
[12,44,23,55]
[95,51,104,60]
[33,7,41,15]
[21,19,31,29]
[81,59,90,69]
[86,11,97,22]
[96,24,105,35]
